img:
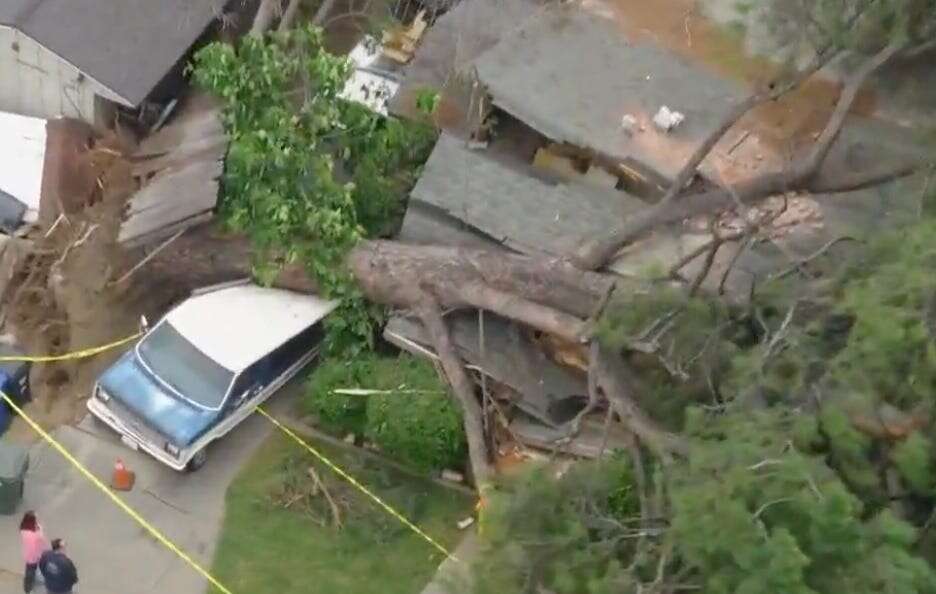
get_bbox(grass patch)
[210,432,472,594]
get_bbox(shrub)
[305,353,466,473]
[304,357,372,436]
[365,356,466,473]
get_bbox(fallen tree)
[195,7,935,488]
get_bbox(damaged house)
[384,1,930,456]
[0,0,232,126]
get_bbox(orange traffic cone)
[111,458,135,491]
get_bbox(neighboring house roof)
[389,0,542,129]
[0,0,223,107]
[473,4,748,184]
[166,284,337,372]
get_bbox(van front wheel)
[185,448,208,472]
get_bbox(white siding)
[0,26,127,123]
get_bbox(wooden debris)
[382,10,428,64]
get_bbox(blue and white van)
[87,281,336,471]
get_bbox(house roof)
[0,0,224,106]
[411,133,647,259]
[166,284,337,372]
[473,4,748,184]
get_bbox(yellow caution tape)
[0,391,235,594]
[0,331,462,570]
[0,332,143,363]
[255,406,461,563]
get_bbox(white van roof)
[165,284,337,372]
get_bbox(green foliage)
[211,434,471,594]
[750,0,936,57]
[191,27,436,354]
[893,432,934,495]
[469,459,642,594]
[305,353,466,472]
[597,286,731,430]
[670,408,936,594]
[304,358,371,436]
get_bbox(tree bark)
[348,240,614,319]
[418,295,493,485]
[277,0,302,32]
[591,341,689,459]
[250,0,282,34]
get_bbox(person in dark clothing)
[38,539,78,594]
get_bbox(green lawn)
[210,433,473,594]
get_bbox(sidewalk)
[0,386,301,594]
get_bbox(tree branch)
[456,283,588,344]
[417,295,493,486]
[809,160,929,193]
[574,50,839,270]
[590,341,690,460]
[799,40,905,178]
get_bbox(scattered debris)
[621,113,638,134]
[382,9,429,64]
[652,105,685,132]
[457,517,474,530]
[341,37,402,116]
[119,95,227,247]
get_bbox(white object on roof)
[620,114,638,135]
[0,111,47,223]
[652,106,685,132]
[340,36,401,116]
[166,284,338,372]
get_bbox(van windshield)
[137,322,234,409]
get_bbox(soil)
[3,122,253,442]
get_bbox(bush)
[305,358,372,436]
[305,353,466,473]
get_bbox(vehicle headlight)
[95,385,110,402]
[165,442,181,457]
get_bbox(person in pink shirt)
[20,511,48,593]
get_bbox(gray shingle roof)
[474,4,748,184]
[411,133,647,259]
[0,0,224,106]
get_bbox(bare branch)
[810,160,929,194]
[591,341,690,460]
[574,51,839,270]
[417,294,493,486]
[799,40,905,177]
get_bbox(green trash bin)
[0,442,28,515]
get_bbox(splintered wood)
[382,10,428,64]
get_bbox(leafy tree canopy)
[191,26,436,353]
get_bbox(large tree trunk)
[348,240,614,319]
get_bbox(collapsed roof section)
[473,4,748,185]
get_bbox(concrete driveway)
[0,382,301,594]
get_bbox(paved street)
[0,383,301,594]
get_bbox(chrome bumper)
[86,397,190,471]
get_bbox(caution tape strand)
[0,391,234,594]
[0,331,461,573]
[255,406,461,563]
[0,332,143,363]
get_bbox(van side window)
[266,323,324,380]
